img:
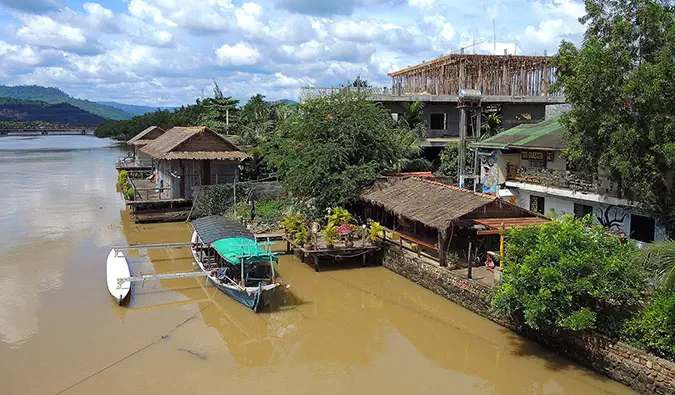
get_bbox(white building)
[473,118,667,242]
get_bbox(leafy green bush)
[623,291,675,360]
[280,213,305,236]
[490,215,645,334]
[117,170,128,185]
[368,221,385,241]
[322,223,339,246]
[327,207,354,227]
[124,186,135,200]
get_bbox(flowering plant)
[337,223,353,241]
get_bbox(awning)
[212,238,278,265]
[191,216,255,245]
[474,217,551,235]
[498,188,518,198]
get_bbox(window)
[574,203,593,219]
[430,113,445,130]
[630,214,655,243]
[530,195,545,214]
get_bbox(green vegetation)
[632,240,675,291]
[0,101,105,126]
[491,215,645,334]
[262,93,425,213]
[623,291,675,360]
[322,223,339,246]
[117,171,135,201]
[0,85,132,120]
[367,221,385,242]
[553,0,675,238]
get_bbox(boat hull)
[106,249,131,305]
[191,231,279,312]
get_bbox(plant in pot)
[327,207,354,227]
[322,223,338,248]
[337,223,354,248]
[368,221,385,244]
[294,225,314,250]
[281,213,305,239]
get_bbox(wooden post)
[467,241,473,279]
[438,231,448,267]
[314,254,320,272]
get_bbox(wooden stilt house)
[126,126,165,166]
[140,126,249,200]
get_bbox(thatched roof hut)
[140,126,249,161]
[361,177,547,265]
[127,126,165,147]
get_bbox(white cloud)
[0,0,589,105]
[216,42,261,66]
[16,15,88,51]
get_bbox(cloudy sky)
[0,0,586,106]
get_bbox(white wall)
[508,189,667,242]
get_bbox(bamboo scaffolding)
[388,54,559,97]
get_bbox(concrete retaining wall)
[383,247,675,394]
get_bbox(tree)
[631,239,675,290]
[199,81,239,134]
[262,93,422,212]
[491,215,645,334]
[554,0,675,238]
[400,101,425,130]
[480,113,503,139]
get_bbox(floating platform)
[284,237,381,272]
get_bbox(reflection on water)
[0,136,635,395]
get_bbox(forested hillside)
[0,100,106,125]
[0,85,132,120]
[97,101,178,116]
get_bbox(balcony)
[505,164,613,195]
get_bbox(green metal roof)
[473,117,565,151]
[212,238,278,265]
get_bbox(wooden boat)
[191,216,282,313]
[106,249,132,305]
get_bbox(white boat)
[106,249,132,305]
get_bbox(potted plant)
[322,223,338,248]
[368,221,385,244]
[327,207,354,227]
[338,223,354,248]
[294,225,314,250]
[281,213,305,239]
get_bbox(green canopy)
[211,238,278,265]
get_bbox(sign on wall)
[480,151,499,194]
[521,151,554,161]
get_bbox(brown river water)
[0,135,635,395]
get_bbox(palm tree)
[480,113,503,139]
[400,101,425,130]
[631,240,675,290]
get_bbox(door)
[630,214,655,243]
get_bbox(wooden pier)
[284,237,381,272]
[126,179,193,223]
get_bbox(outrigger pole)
[116,271,208,288]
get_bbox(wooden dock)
[126,179,193,223]
[284,237,381,272]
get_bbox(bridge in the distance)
[0,128,96,136]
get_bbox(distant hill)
[97,101,178,116]
[0,99,106,126]
[0,85,133,120]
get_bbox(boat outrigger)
[190,216,283,312]
[106,216,284,312]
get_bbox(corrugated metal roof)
[474,117,565,151]
[192,216,255,245]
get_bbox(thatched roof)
[361,177,496,230]
[140,126,249,161]
[127,126,165,146]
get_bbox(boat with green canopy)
[191,216,283,312]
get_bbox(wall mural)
[480,151,499,194]
[595,205,629,231]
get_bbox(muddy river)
[0,135,635,394]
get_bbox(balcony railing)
[506,164,612,195]
[300,86,392,102]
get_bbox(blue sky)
[0,0,587,106]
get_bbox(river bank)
[383,247,675,395]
